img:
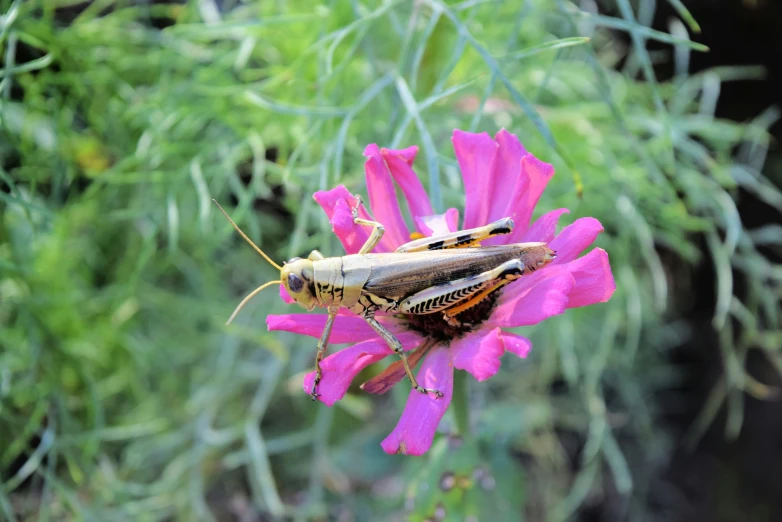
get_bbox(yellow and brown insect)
[214,196,556,400]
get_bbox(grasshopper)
[214,196,556,400]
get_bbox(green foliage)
[1,0,780,520]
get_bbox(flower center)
[401,291,501,343]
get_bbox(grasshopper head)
[281,257,318,311]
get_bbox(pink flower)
[267,129,615,455]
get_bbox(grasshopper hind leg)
[395,217,514,253]
[399,258,526,317]
[363,315,443,398]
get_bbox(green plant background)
[2,0,780,520]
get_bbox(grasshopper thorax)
[281,257,318,311]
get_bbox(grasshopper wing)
[361,244,545,300]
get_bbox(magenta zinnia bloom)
[268,129,615,455]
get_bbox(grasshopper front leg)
[352,195,386,255]
[311,308,338,400]
[363,314,444,398]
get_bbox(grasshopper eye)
[287,273,304,293]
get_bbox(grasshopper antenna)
[213,200,285,324]
[225,280,281,325]
[212,199,283,271]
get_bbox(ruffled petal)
[303,340,392,406]
[502,154,556,243]
[487,129,528,222]
[492,246,614,320]
[489,271,575,328]
[313,186,383,254]
[380,146,434,221]
[302,333,424,406]
[563,248,616,308]
[381,348,454,456]
[332,198,365,252]
[451,327,505,381]
[498,330,533,358]
[313,185,369,224]
[548,217,604,264]
[392,145,418,166]
[521,208,570,243]
[415,208,460,236]
[449,327,535,381]
[279,285,295,304]
[452,130,498,229]
[364,144,410,250]
[266,313,393,344]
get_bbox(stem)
[452,370,471,436]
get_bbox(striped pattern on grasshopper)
[215,197,556,400]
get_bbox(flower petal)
[415,208,460,236]
[563,248,616,308]
[502,154,556,243]
[489,271,575,328]
[492,246,615,322]
[333,198,387,254]
[380,146,434,221]
[312,185,367,222]
[498,330,533,358]
[381,348,454,456]
[548,217,604,264]
[521,208,570,243]
[364,144,410,250]
[313,186,380,254]
[394,145,418,166]
[451,327,505,381]
[452,130,498,229]
[487,129,528,222]
[302,333,424,406]
[303,340,392,406]
[450,327,535,381]
[266,313,392,344]
[279,285,295,304]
